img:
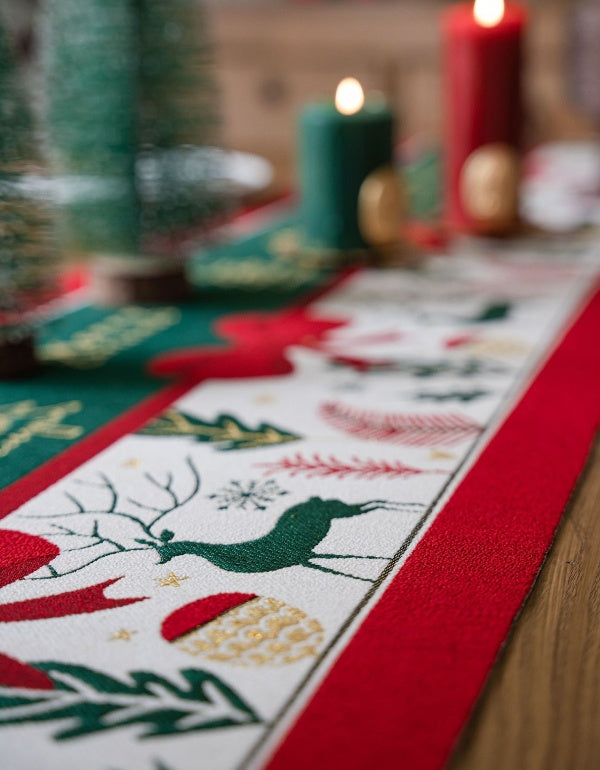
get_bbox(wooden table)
[450,439,600,770]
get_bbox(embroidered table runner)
[1,219,599,770]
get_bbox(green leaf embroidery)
[139,410,301,451]
[471,301,512,323]
[0,663,260,740]
[415,390,489,403]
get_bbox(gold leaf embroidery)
[0,400,84,458]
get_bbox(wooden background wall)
[208,0,594,191]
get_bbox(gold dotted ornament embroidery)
[174,596,324,667]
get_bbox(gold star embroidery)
[156,571,189,588]
[254,394,276,406]
[109,629,138,642]
[462,338,529,359]
[429,449,455,461]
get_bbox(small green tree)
[43,0,224,259]
[0,18,56,358]
[43,0,140,256]
[136,0,223,243]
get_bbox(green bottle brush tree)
[0,18,57,378]
[42,0,226,303]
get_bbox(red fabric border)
[265,281,600,770]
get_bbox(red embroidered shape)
[0,652,54,690]
[257,453,446,480]
[0,578,146,623]
[162,593,258,641]
[320,402,482,447]
[149,308,348,381]
[0,530,60,588]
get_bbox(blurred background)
[205,0,594,199]
[0,0,597,202]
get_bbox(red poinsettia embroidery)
[149,307,349,381]
[149,306,404,381]
[0,529,146,689]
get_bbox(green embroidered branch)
[34,521,149,580]
[0,663,260,739]
[127,456,201,532]
[139,410,301,451]
[23,457,202,579]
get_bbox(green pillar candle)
[299,84,395,251]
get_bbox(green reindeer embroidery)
[137,497,423,581]
[26,458,425,583]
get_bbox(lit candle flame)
[335,78,365,116]
[474,0,505,27]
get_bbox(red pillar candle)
[443,0,527,231]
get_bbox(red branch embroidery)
[320,402,482,447]
[257,453,447,480]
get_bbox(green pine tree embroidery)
[0,663,260,740]
[139,410,301,451]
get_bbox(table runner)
[1,217,599,770]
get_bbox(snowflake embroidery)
[208,480,289,511]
